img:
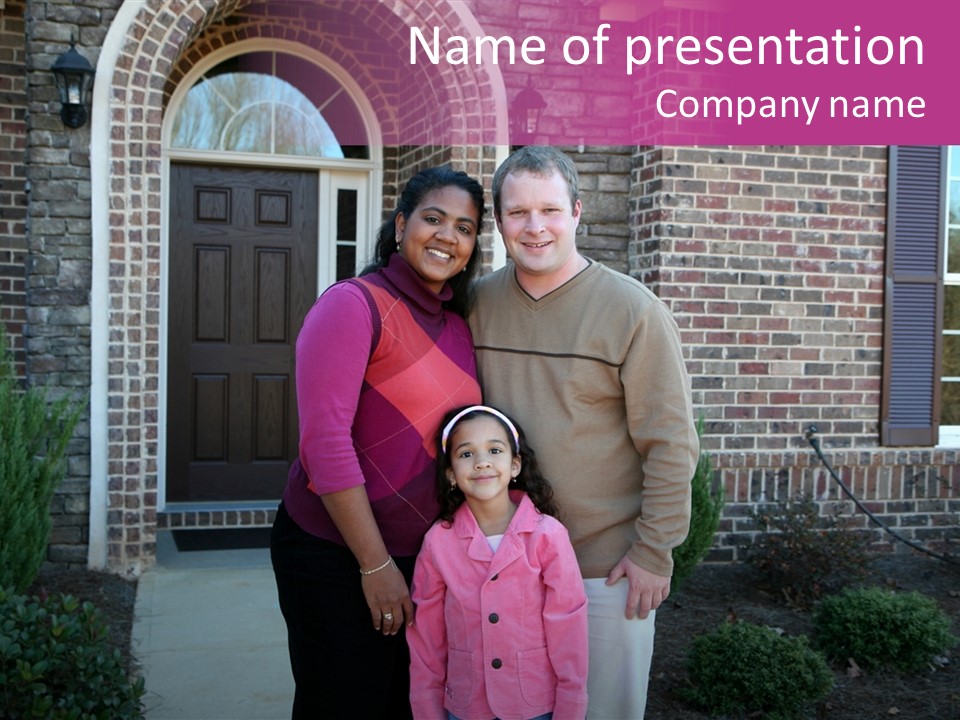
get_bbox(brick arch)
[164,22,398,146]
[97,0,503,572]
[158,1,501,147]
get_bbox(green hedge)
[671,415,724,593]
[815,586,958,672]
[682,620,833,719]
[0,587,145,719]
[0,327,83,592]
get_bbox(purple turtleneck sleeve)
[282,255,481,556]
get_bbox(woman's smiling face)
[395,186,479,293]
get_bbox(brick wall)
[0,0,26,372]
[632,145,959,559]
[655,146,887,447]
[711,448,959,561]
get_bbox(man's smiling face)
[496,169,582,288]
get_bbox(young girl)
[407,405,588,720]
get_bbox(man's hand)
[605,555,671,620]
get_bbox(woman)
[270,166,485,719]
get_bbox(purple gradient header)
[394,0,956,145]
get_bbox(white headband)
[441,405,520,454]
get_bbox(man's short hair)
[492,146,580,219]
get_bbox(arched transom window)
[170,52,369,159]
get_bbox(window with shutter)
[881,146,945,446]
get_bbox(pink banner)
[399,0,957,144]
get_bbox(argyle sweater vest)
[283,260,481,557]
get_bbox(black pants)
[270,503,416,720]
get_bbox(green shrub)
[744,494,872,609]
[681,620,834,720]
[0,586,145,719]
[0,327,83,592]
[672,415,724,593]
[814,586,958,672]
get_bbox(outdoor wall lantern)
[510,77,547,145]
[52,42,95,129]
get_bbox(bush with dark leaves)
[744,494,871,608]
[815,586,958,672]
[0,587,145,719]
[681,620,834,720]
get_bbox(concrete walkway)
[131,532,294,719]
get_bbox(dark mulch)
[647,552,960,720]
[27,565,140,678]
[21,552,960,719]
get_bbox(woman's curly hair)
[361,165,484,317]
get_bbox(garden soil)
[648,553,960,720]
[26,551,960,719]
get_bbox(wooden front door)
[167,164,318,502]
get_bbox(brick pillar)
[23,0,121,566]
[0,0,27,373]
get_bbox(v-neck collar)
[509,258,598,311]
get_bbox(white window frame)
[320,171,373,288]
[939,147,960,447]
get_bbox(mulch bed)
[23,551,960,719]
[647,553,960,719]
[27,565,140,678]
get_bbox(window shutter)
[881,146,946,446]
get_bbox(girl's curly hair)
[435,405,559,524]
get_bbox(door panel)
[168,164,318,502]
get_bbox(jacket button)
[489,613,499,624]
[490,574,499,581]
[491,658,502,669]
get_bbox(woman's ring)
[383,612,393,622]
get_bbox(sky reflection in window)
[171,71,345,158]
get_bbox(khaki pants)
[583,578,657,720]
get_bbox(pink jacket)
[407,493,588,720]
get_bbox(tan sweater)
[468,261,698,578]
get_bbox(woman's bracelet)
[359,556,394,576]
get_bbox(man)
[469,146,698,718]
